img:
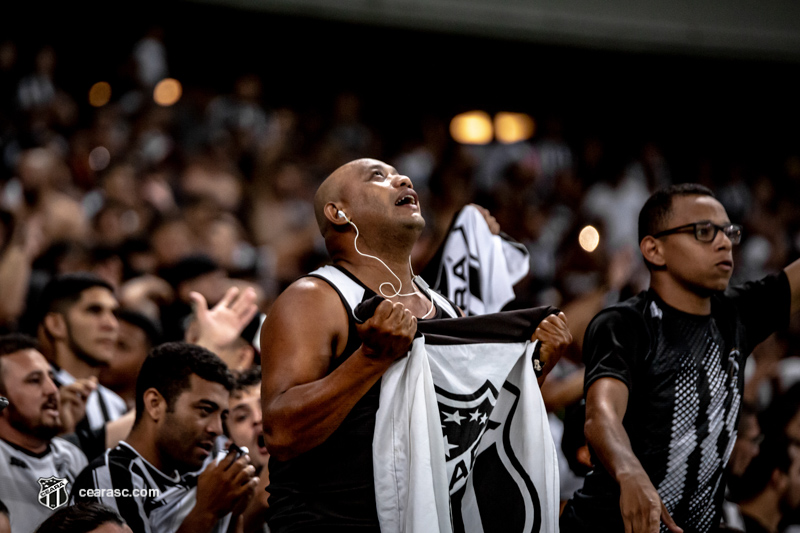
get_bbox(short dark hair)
[637,184,715,270]
[0,333,40,357]
[134,342,234,423]
[232,365,262,394]
[0,333,41,394]
[116,309,162,347]
[34,502,125,533]
[637,183,716,244]
[38,272,115,324]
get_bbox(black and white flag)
[373,308,560,533]
[423,205,530,316]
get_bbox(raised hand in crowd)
[58,377,97,435]
[185,286,259,368]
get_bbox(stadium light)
[153,78,182,106]
[88,82,112,107]
[579,225,600,252]
[450,111,493,145]
[495,112,535,144]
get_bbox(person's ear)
[640,236,666,268]
[143,388,166,423]
[325,203,349,226]
[772,468,789,493]
[43,313,67,340]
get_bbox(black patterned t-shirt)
[563,272,790,533]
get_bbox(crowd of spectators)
[1,20,800,533]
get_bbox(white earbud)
[337,210,347,220]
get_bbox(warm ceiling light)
[450,111,493,145]
[494,112,535,144]
[153,78,182,107]
[88,81,112,107]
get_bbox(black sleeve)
[583,307,650,395]
[722,271,791,354]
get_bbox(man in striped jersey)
[71,342,258,533]
[37,273,128,432]
[0,333,88,533]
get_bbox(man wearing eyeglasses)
[561,184,800,533]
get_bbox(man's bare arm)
[584,378,682,533]
[261,278,415,461]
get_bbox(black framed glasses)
[652,221,743,245]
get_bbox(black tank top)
[265,265,458,532]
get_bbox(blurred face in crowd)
[227,383,268,470]
[156,374,229,472]
[98,320,149,397]
[61,287,120,367]
[0,349,61,440]
[728,413,761,478]
[652,195,735,294]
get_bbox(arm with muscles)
[584,378,682,533]
[261,278,416,460]
[176,451,258,533]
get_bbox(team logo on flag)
[443,380,542,533]
[436,380,497,493]
[38,476,69,510]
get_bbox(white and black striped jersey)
[53,367,128,431]
[0,437,88,533]
[70,441,231,533]
[563,272,790,533]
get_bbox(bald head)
[313,159,423,259]
[314,161,351,236]
[314,158,383,236]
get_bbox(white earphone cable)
[347,218,434,319]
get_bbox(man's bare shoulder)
[263,275,348,346]
[273,276,342,312]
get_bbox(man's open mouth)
[395,193,418,206]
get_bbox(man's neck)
[334,256,437,319]
[125,426,167,473]
[740,493,780,533]
[0,421,49,454]
[650,275,713,315]
[54,346,100,380]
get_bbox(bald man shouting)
[260,159,571,532]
